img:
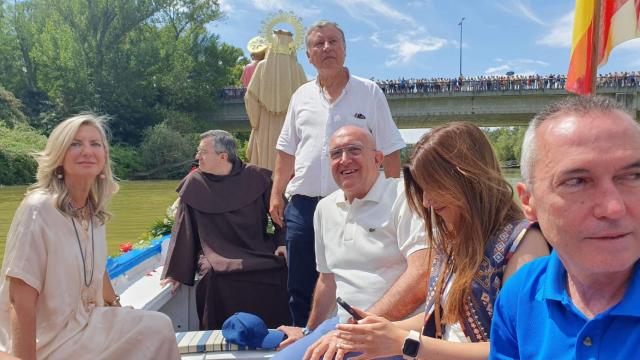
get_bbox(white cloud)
[537,11,573,48]
[249,0,321,17]
[407,0,432,7]
[616,38,640,50]
[219,0,233,13]
[497,0,546,26]
[484,64,510,75]
[484,58,549,75]
[333,0,417,28]
[383,35,448,66]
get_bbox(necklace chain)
[70,203,94,288]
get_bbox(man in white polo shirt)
[270,20,405,328]
[273,126,427,360]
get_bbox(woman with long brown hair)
[333,122,549,359]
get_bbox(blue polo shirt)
[490,252,640,359]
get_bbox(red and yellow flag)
[566,0,640,94]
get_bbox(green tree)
[0,122,46,185]
[137,122,195,179]
[0,85,27,127]
[0,0,244,171]
[484,126,526,164]
[157,0,222,40]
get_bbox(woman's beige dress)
[245,31,307,171]
[0,191,179,360]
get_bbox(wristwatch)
[301,327,312,336]
[401,330,421,359]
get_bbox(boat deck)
[114,252,276,360]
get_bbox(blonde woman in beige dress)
[0,113,179,360]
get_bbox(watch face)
[402,338,420,357]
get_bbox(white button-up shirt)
[276,73,405,197]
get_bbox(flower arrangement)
[118,198,179,254]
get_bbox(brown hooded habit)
[162,160,291,328]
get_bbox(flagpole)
[590,0,601,95]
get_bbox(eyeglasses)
[328,144,369,160]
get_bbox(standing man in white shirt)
[270,20,405,327]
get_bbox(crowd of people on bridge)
[221,71,640,99]
[376,72,639,95]
[2,18,639,360]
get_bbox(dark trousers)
[284,195,321,326]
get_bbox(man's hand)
[276,325,304,350]
[160,277,181,295]
[274,245,287,263]
[269,193,285,227]
[303,331,347,360]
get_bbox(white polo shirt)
[313,175,427,322]
[276,73,405,197]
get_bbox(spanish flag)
[566,0,640,94]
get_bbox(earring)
[99,173,106,180]
[57,173,63,180]
[56,167,64,180]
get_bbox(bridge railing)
[377,75,638,95]
[219,74,639,100]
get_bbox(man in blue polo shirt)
[490,95,640,359]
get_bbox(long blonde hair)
[29,113,119,224]
[403,122,522,324]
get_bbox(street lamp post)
[458,17,465,78]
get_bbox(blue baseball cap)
[222,312,285,350]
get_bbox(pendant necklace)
[71,203,96,311]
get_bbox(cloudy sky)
[211,0,640,81]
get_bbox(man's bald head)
[328,125,383,202]
[329,125,377,151]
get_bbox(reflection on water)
[1,170,523,262]
[0,180,179,261]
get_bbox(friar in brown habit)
[161,130,291,329]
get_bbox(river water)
[0,180,179,261]
[0,169,521,262]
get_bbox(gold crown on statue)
[260,11,304,54]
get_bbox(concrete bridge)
[202,86,640,132]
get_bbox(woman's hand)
[335,311,408,360]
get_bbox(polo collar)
[335,173,386,206]
[609,261,640,317]
[540,252,640,317]
[540,251,567,302]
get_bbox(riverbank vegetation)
[484,127,526,166]
[0,0,247,185]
